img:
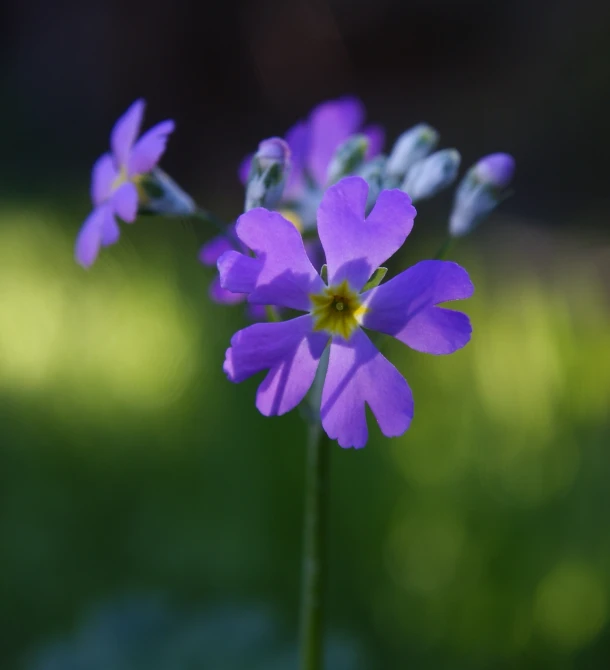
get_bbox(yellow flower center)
[111,166,130,192]
[110,168,147,203]
[278,208,304,233]
[310,279,367,340]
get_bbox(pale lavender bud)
[402,149,461,202]
[474,153,515,189]
[245,137,291,211]
[385,123,439,187]
[449,152,516,237]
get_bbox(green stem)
[299,419,330,670]
[192,207,226,234]
[433,236,455,260]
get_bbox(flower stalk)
[299,417,330,670]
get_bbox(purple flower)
[239,97,384,229]
[218,177,473,448]
[75,99,175,267]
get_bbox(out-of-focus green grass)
[1,203,609,669]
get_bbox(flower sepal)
[138,168,196,217]
[325,134,369,185]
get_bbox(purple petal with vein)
[111,99,145,168]
[321,328,413,448]
[233,208,324,310]
[218,250,262,295]
[361,260,474,354]
[128,120,175,176]
[317,177,416,291]
[307,97,365,186]
[112,182,138,222]
[91,153,118,206]
[224,315,328,415]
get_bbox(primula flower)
[239,96,384,230]
[75,99,175,267]
[218,176,474,448]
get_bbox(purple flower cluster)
[200,96,382,308]
[75,100,174,267]
[75,95,517,447]
[218,177,473,448]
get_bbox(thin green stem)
[434,236,455,260]
[299,420,330,670]
[192,207,226,234]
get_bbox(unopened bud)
[326,134,369,185]
[245,137,291,211]
[449,152,515,237]
[385,123,439,187]
[138,168,196,216]
[358,155,386,213]
[473,152,515,189]
[402,149,461,202]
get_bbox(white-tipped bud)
[245,137,291,211]
[138,168,196,216]
[402,149,461,202]
[326,134,369,185]
[449,152,515,237]
[358,155,387,213]
[385,123,439,187]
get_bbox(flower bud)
[385,123,439,187]
[357,155,386,213]
[326,134,369,185]
[473,152,515,189]
[244,137,291,211]
[449,152,515,237]
[138,168,196,216]
[402,149,461,202]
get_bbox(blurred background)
[2,0,610,668]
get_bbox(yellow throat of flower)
[310,279,367,340]
[278,208,304,233]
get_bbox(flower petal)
[209,275,246,305]
[283,119,311,199]
[224,315,328,416]
[232,208,324,310]
[100,208,121,246]
[307,97,365,187]
[361,260,474,354]
[128,120,175,176]
[199,233,235,266]
[112,182,139,223]
[91,153,118,206]
[111,99,145,168]
[218,250,262,295]
[75,206,105,267]
[317,177,416,291]
[362,124,385,159]
[321,328,413,448]
[238,154,253,185]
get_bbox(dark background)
[1,1,610,668]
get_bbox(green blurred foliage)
[1,202,609,669]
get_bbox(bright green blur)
[1,204,609,669]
